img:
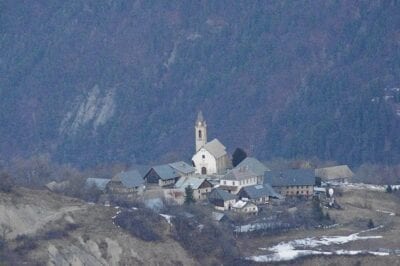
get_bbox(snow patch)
[247,226,385,262]
[376,209,395,216]
[160,214,173,225]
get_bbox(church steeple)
[195,111,207,152]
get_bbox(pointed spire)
[196,111,204,123]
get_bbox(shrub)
[114,210,162,241]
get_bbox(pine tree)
[232,148,247,167]
[184,185,196,204]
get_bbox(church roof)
[236,157,270,176]
[204,138,227,159]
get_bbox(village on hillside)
[66,111,356,221]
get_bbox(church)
[191,111,229,175]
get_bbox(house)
[191,111,229,175]
[174,176,213,201]
[237,184,281,204]
[219,166,259,194]
[232,200,258,214]
[85,178,111,191]
[315,165,354,183]
[236,157,270,183]
[265,169,315,198]
[144,164,181,187]
[107,170,145,193]
[208,188,237,211]
[169,161,196,177]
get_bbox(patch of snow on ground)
[247,226,386,262]
[337,183,386,191]
[376,209,395,216]
[160,214,173,225]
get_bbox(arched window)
[201,167,207,175]
[198,130,202,138]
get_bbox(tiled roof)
[236,157,270,176]
[265,169,315,187]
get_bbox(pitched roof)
[113,169,144,188]
[236,157,270,176]
[85,178,111,190]
[265,169,315,187]
[169,161,195,175]
[174,176,210,190]
[315,165,354,180]
[152,164,180,180]
[204,138,227,159]
[239,184,281,199]
[208,188,236,201]
[222,167,258,181]
[232,200,256,209]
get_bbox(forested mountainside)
[1,1,400,167]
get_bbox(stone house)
[265,169,315,198]
[174,176,213,201]
[232,200,258,215]
[315,165,354,183]
[106,170,145,194]
[208,188,237,211]
[143,164,181,187]
[237,184,281,204]
[236,157,270,183]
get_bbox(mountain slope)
[0,1,399,166]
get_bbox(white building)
[192,111,229,175]
[219,166,259,194]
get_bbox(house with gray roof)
[219,166,260,194]
[169,161,195,176]
[264,169,315,198]
[174,176,213,201]
[144,164,181,187]
[236,157,270,183]
[238,184,282,204]
[315,165,354,183]
[107,169,145,194]
[208,188,237,211]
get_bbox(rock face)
[0,188,196,265]
[1,1,400,166]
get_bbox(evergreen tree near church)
[184,185,196,204]
[232,148,247,167]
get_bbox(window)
[202,155,205,159]
[198,130,202,138]
[201,167,207,175]
[232,181,235,186]
[223,181,226,185]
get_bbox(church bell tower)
[195,111,207,152]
